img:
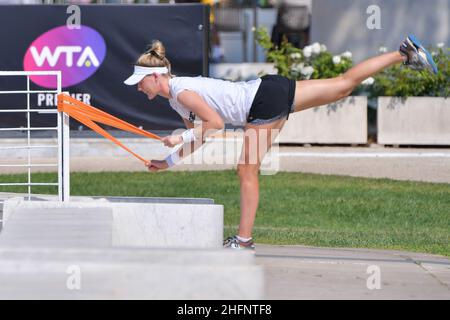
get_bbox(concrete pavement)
[255,244,450,299]
[1,145,449,183]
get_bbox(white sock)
[236,235,252,242]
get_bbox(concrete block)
[0,247,264,300]
[0,192,214,205]
[110,202,223,248]
[378,97,450,145]
[0,207,112,248]
[0,196,262,300]
[276,96,368,144]
[92,195,214,204]
[2,197,224,249]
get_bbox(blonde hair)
[136,40,176,78]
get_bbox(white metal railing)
[0,71,70,201]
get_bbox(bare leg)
[237,117,286,238]
[292,51,406,112]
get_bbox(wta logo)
[23,25,106,88]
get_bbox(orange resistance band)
[57,93,162,166]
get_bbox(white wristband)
[164,150,181,168]
[181,128,197,143]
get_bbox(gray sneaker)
[399,34,438,74]
[223,235,256,251]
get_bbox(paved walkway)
[275,146,450,184]
[255,244,450,299]
[2,146,449,184]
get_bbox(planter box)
[276,96,368,144]
[378,97,450,145]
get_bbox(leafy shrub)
[255,26,352,80]
[255,26,449,97]
[372,44,449,98]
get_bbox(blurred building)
[311,0,450,63]
[212,0,312,63]
[5,0,447,65]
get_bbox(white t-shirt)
[168,76,262,126]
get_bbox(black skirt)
[246,74,296,125]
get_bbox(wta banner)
[0,4,209,130]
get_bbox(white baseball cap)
[124,65,169,85]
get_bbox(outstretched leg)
[292,51,406,112]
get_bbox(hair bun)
[137,39,174,77]
[147,40,166,60]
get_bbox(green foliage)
[255,26,353,80]
[256,26,449,97]
[372,46,450,98]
